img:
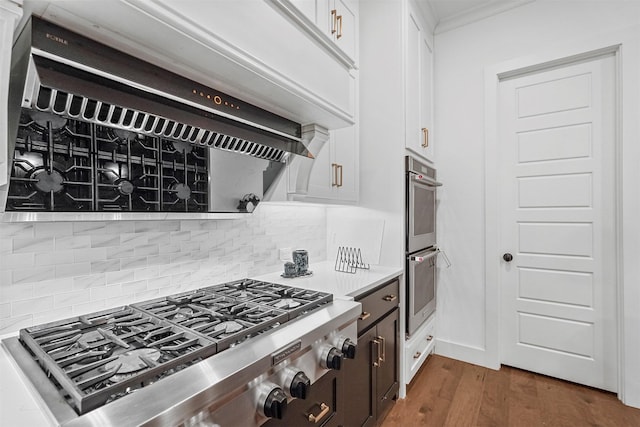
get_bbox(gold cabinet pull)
[359,311,371,320]
[331,163,339,187]
[308,403,330,423]
[338,164,343,187]
[422,128,429,148]
[383,294,397,302]
[372,339,381,367]
[331,9,337,34]
[336,15,343,39]
[413,351,422,359]
[377,335,385,363]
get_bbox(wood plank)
[381,355,640,427]
[442,363,486,426]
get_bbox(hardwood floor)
[381,355,640,427]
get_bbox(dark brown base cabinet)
[344,279,400,427]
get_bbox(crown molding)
[434,0,535,35]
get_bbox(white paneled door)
[498,54,617,391]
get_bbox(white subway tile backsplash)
[0,223,34,238]
[74,247,107,263]
[0,204,326,334]
[0,314,33,334]
[134,244,159,257]
[55,235,92,250]
[56,262,91,279]
[34,249,75,266]
[120,256,148,270]
[0,252,34,269]
[32,278,74,297]
[72,300,106,316]
[73,274,106,289]
[147,275,171,289]
[136,221,179,233]
[33,307,73,324]
[106,246,134,259]
[121,280,147,295]
[91,284,122,301]
[13,237,54,254]
[54,289,91,307]
[120,233,149,247]
[0,303,10,319]
[105,270,135,285]
[91,259,121,274]
[73,222,107,235]
[12,296,54,316]
[35,222,73,238]
[134,266,159,281]
[91,235,120,248]
[13,266,52,284]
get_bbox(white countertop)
[0,262,402,426]
[251,261,403,300]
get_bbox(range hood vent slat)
[29,79,291,164]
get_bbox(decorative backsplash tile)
[0,203,327,335]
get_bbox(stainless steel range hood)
[2,17,319,217]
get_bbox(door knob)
[503,253,513,262]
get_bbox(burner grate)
[19,306,216,415]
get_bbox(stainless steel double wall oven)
[405,156,441,336]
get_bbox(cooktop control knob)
[290,371,311,399]
[320,346,343,370]
[336,337,357,359]
[262,386,288,419]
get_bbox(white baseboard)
[434,339,500,370]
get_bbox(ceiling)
[423,0,533,33]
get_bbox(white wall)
[327,0,407,269]
[0,203,327,335]
[434,0,640,406]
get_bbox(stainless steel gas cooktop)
[2,278,360,426]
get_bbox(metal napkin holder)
[335,246,370,274]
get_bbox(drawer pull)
[413,351,422,359]
[308,402,330,423]
[427,335,433,341]
[359,312,371,320]
[383,294,397,302]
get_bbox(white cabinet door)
[306,125,358,203]
[332,0,357,62]
[332,124,358,202]
[405,1,434,162]
[285,0,357,66]
[419,36,434,160]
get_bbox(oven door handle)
[410,250,439,263]
[410,173,442,187]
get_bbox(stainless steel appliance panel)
[406,248,438,336]
[406,157,440,253]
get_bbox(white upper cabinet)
[405,0,435,162]
[304,123,358,203]
[21,0,356,129]
[278,0,358,68]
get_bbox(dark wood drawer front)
[357,279,399,335]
